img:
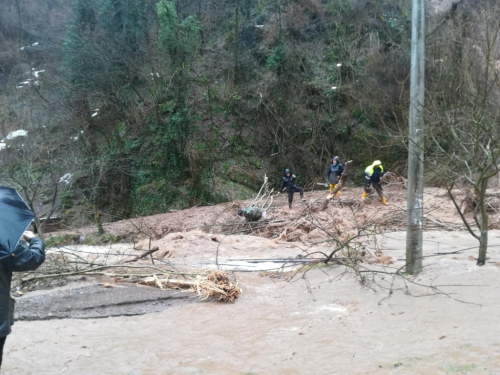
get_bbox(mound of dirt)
[47,187,500,253]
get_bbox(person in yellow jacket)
[361,160,387,205]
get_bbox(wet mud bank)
[15,284,197,320]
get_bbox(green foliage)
[266,46,285,71]
[7,0,480,227]
[63,0,152,89]
[443,363,477,373]
[82,233,119,245]
[45,234,75,248]
[60,186,74,209]
[157,1,200,67]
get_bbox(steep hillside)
[0,0,498,229]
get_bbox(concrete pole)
[406,0,425,275]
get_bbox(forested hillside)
[1,0,499,230]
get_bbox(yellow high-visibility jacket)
[365,160,384,176]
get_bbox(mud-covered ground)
[15,284,196,320]
[3,230,500,374]
[3,187,500,374]
[46,186,500,244]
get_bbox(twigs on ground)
[21,264,186,282]
[140,270,242,302]
[251,174,274,211]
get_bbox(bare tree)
[427,0,500,265]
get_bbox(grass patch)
[444,363,477,373]
[45,234,75,248]
[82,233,120,246]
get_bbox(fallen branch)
[21,264,182,282]
[140,270,242,302]
[124,246,160,263]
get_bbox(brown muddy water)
[3,231,500,374]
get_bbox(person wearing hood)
[326,156,344,199]
[279,169,304,209]
[0,231,45,369]
[362,160,387,205]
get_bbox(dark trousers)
[0,336,6,369]
[364,182,384,197]
[287,187,304,206]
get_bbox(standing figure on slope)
[279,168,304,209]
[361,160,387,205]
[326,156,344,199]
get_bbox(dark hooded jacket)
[280,173,298,192]
[327,162,344,184]
[0,238,45,337]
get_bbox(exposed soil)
[47,186,500,245]
[3,187,500,374]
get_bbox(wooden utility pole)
[406,0,425,274]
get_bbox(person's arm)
[280,178,285,192]
[8,232,45,272]
[339,164,345,175]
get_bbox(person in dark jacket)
[361,160,387,205]
[0,231,45,369]
[326,156,344,199]
[279,169,304,209]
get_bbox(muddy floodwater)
[3,231,500,374]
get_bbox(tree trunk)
[477,178,489,266]
[477,230,488,266]
[233,0,240,83]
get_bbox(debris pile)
[140,270,242,302]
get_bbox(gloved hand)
[23,231,36,241]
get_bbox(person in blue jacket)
[0,231,45,369]
[326,156,344,199]
[279,169,304,209]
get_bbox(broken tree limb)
[20,264,188,282]
[124,246,160,263]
